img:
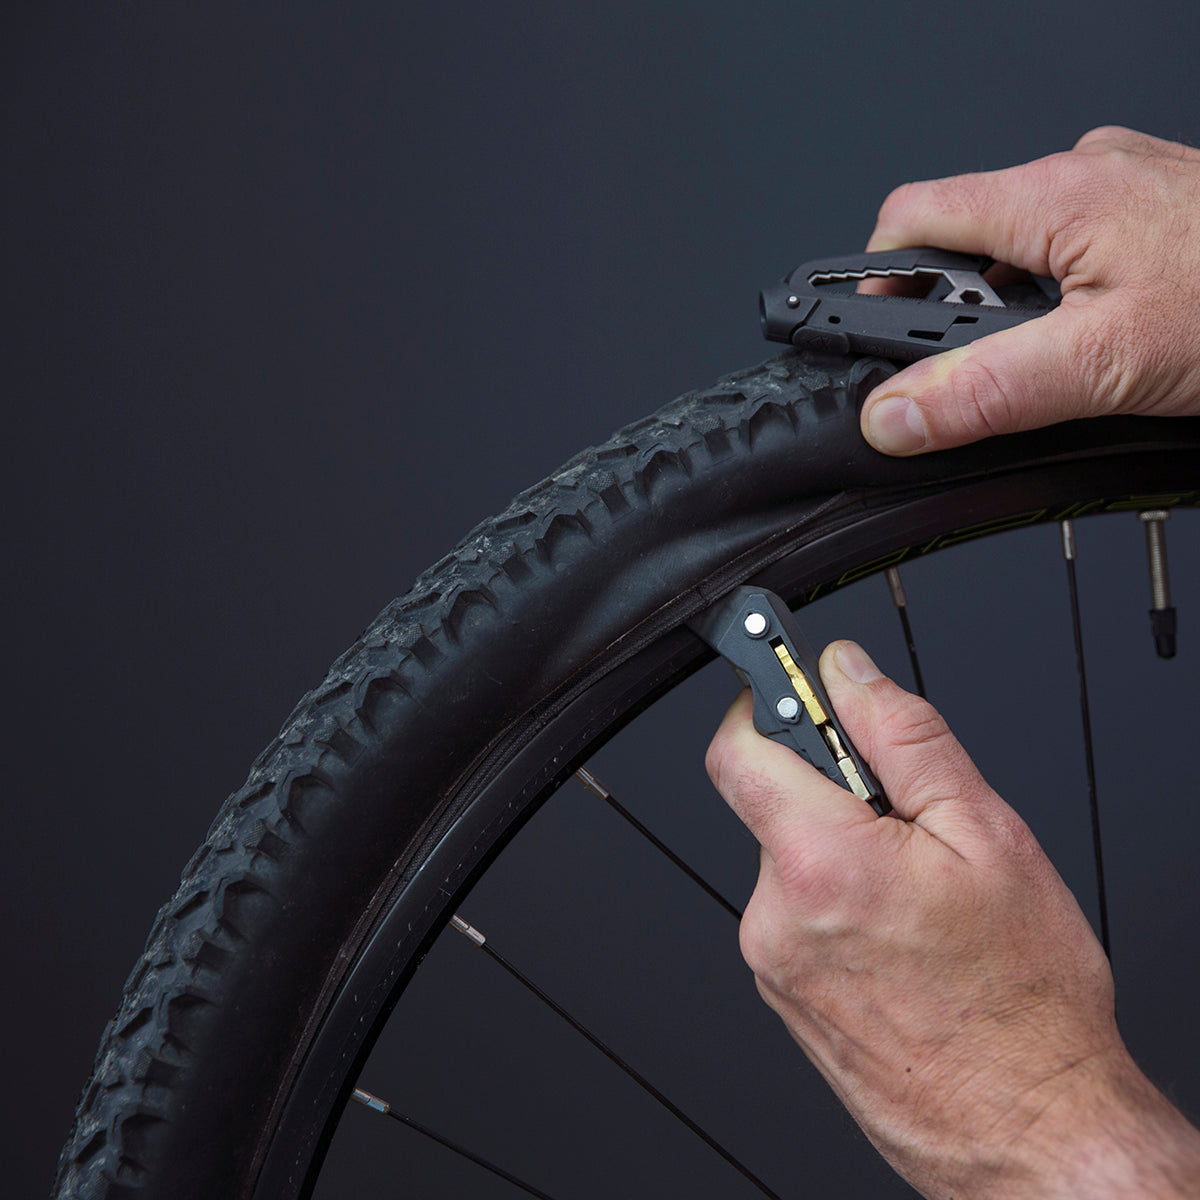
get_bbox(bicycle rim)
[54,348,1200,1200]
[260,453,1200,1197]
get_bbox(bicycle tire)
[53,348,1200,1200]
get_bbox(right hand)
[859,126,1200,456]
[707,646,1200,1198]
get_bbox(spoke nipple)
[574,765,610,800]
[776,696,801,722]
[450,914,487,947]
[1060,518,1077,561]
[352,1087,391,1115]
[743,611,769,638]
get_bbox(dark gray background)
[7,3,1200,1196]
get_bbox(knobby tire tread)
[51,348,1200,1199]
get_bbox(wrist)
[981,1048,1200,1200]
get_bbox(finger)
[817,641,1006,847]
[865,155,1069,272]
[855,274,931,298]
[705,689,876,856]
[858,296,1125,455]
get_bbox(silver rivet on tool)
[776,696,800,722]
[742,611,768,638]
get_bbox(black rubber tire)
[52,349,1200,1200]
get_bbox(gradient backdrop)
[8,3,1200,1196]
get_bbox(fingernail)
[834,641,882,684]
[865,395,929,455]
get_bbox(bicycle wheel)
[53,347,1200,1199]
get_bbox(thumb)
[820,640,1008,849]
[859,299,1120,455]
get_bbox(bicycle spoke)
[449,915,783,1200]
[574,767,742,920]
[351,1087,561,1200]
[1060,520,1111,959]
[885,566,927,698]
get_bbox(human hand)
[860,126,1200,456]
[706,641,1200,1198]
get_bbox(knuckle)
[738,882,822,988]
[704,716,751,796]
[1036,162,1109,260]
[1072,124,1138,153]
[703,730,731,791]
[1014,152,1113,276]
[980,801,1044,868]
[875,180,923,234]
[949,354,1017,439]
[878,695,952,755]
[999,808,1039,856]
[738,893,792,983]
[737,903,775,979]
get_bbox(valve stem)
[1139,510,1177,659]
